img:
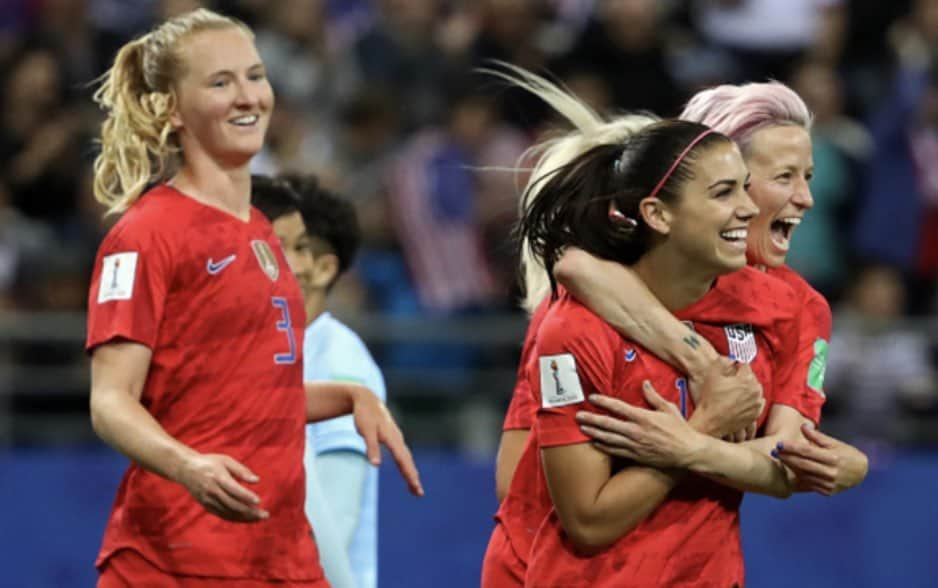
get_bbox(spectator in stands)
[825,263,937,449]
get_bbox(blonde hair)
[92,9,252,215]
[483,64,658,313]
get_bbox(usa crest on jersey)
[724,323,757,363]
[251,240,280,281]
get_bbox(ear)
[638,196,673,235]
[170,108,183,130]
[311,253,339,290]
[169,93,184,130]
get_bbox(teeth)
[231,115,258,125]
[721,229,748,240]
[776,217,801,226]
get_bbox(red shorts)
[97,549,329,588]
[480,522,526,588]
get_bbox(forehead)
[272,211,306,239]
[176,27,260,78]
[688,141,747,185]
[747,125,812,168]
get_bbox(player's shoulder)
[321,314,372,354]
[314,314,384,380]
[520,297,551,349]
[538,292,619,352]
[721,266,799,320]
[767,265,831,322]
[769,265,831,316]
[102,185,188,247]
[769,266,832,337]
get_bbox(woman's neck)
[632,246,718,312]
[171,151,253,221]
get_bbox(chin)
[759,251,786,269]
[723,257,748,273]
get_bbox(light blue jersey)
[303,312,384,588]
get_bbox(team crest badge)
[251,240,280,281]
[724,323,757,363]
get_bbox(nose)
[736,187,760,222]
[233,77,260,108]
[791,177,814,210]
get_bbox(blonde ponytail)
[92,37,178,215]
[91,8,252,215]
[481,63,659,313]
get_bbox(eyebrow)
[708,173,750,189]
[707,179,736,189]
[205,62,265,79]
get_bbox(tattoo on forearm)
[683,335,701,350]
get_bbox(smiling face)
[649,141,759,275]
[743,125,814,268]
[169,27,273,167]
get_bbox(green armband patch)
[807,338,828,393]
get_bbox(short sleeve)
[768,286,830,426]
[791,291,832,424]
[86,222,173,352]
[535,300,620,449]
[503,320,541,430]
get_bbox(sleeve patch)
[97,252,138,303]
[807,338,829,396]
[540,353,586,408]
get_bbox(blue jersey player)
[253,175,383,588]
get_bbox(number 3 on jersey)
[271,297,297,364]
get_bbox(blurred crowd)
[1,0,937,447]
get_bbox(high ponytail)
[516,142,643,298]
[91,8,252,215]
[481,63,658,312]
[93,36,178,215]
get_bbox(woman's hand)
[691,357,764,442]
[774,424,869,496]
[176,452,268,523]
[577,381,704,468]
[351,387,424,497]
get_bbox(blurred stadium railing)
[2,310,938,450]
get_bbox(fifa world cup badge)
[540,353,585,408]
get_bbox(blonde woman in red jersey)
[86,9,421,588]
[512,119,804,587]
[558,82,869,497]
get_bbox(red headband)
[647,128,715,200]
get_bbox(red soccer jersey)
[494,269,800,577]
[766,264,831,425]
[520,267,798,587]
[86,186,324,583]
[502,299,550,431]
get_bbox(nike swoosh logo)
[625,349,637,362]
[206,254,237,275]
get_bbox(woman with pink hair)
[555,80,869,496]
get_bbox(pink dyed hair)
[679,81,813,154]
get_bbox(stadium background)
[1,0,936,586]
